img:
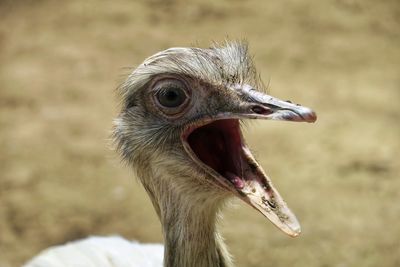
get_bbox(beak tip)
[292,226,302,237]
[295,106,317,123]
[286,219,301,237]
[305,110,317,123]
[290,231,301,238]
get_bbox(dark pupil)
[158,87,186,108]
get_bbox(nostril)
[251,105,273,115]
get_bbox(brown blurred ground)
[0,0,399,266]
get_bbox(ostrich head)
[113,42,316,238]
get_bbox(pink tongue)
[225,172,245,189]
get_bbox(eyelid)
[153,79,186,91]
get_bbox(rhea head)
[113,42,317,237]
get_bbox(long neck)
[142,174,232,267]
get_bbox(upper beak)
[237,84,317,123]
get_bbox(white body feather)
[23,236,164,267]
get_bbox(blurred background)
[0,0,399,266]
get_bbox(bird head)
[113,42,316,237]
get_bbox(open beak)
[182,85,317,237]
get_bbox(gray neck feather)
[141,171,233,267]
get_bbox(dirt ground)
[0,0,399,266]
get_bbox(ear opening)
[126,95,137,109]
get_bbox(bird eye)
[152,79,191,116]
[157,86,187,108]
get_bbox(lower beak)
[237,146,302,237]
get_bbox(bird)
[24,41,317,267]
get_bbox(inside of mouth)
[187,119,246,189]
[186,119,301,235]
